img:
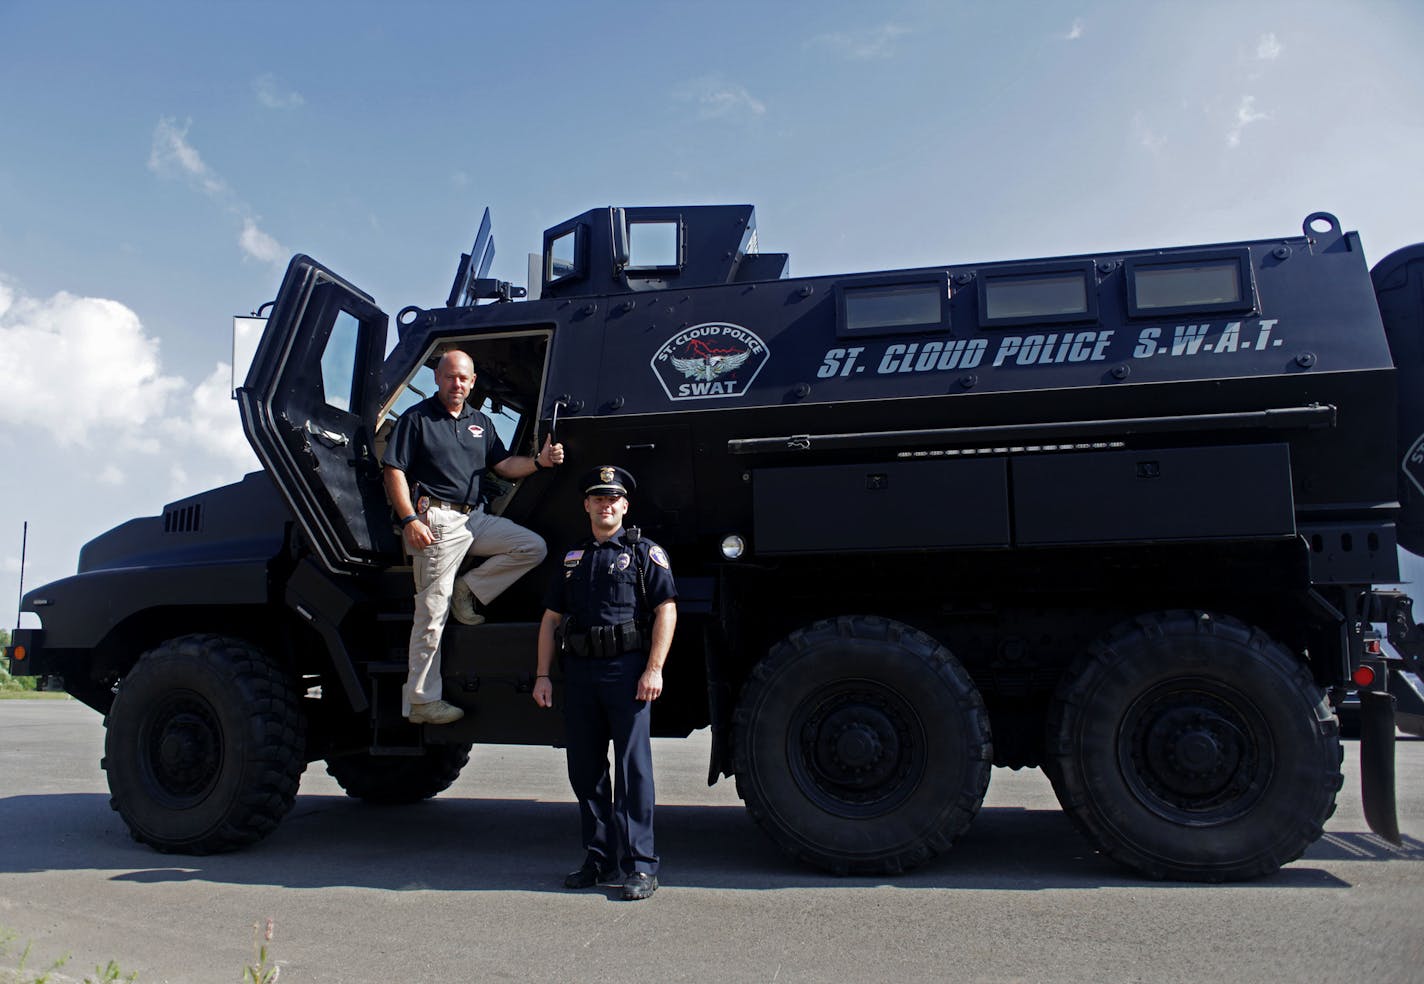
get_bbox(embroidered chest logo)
[651,322,770,401]
[468,424,484,437]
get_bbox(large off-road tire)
[325,745,472,804]
[733,616,992,875]
[103,634,307,854]
[1046,611,1342,882]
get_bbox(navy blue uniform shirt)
[545,529,677,628]
[381,396,510,504]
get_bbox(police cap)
[582,465,636,498]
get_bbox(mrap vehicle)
[9,204,1424,882]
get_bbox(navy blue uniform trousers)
[562,649,658,876]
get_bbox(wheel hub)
[819,711,898,785]
[793,685,922,814]
[1123,685,1265,822]
[144,696,222,802]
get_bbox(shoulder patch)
[649,544,670,570]
[563,550,584,568]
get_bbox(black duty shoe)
[564,862,617,890]
[622,872,658,901]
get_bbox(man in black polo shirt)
[382,349,564,725]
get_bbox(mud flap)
[1359,688,1400,845]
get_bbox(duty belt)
[563,620,645,659]
[425,498,478,514]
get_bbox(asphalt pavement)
[1,700,1421,984]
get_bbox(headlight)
[720,534,746,560]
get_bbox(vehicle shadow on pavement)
[2,791,1414,891]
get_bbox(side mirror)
[610,207,630,269]
[231,305,271,398]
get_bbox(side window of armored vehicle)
[977,262,1097,328]
[1124,249,1256,318]
[628,221,679,271]
[836,274,951,338]
[548,229,579,281]
[319,311,361,411]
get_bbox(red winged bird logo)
[650,322,771,402]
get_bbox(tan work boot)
[450,578,485,625]
[408,699,465,725]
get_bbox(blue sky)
[2,0,1423,615]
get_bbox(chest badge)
[615,553,631,571]
[563,550,584,568]
[468,424,484,437]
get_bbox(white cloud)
[809,24,908,59]
[148,117,228,197]
[1257,33,1282,60]
[1065,18,1085,41]
[239,217,286,264]
[0,276,257,474]
[0,280,184,446]
[678,77,766,121]
[148,118,286,267]
[702,85,766,119]
[161,362,261,473]
[1226,95,1269,147]
[0,276,260,612]
[253,73,305,109]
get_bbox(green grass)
[1,918,281,982]
[1,924,138,983]
[0,667,64,698]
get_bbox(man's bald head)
[435,350,476,413]
[437,350,474,376]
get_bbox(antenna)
[14,521,27,630]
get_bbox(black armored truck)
[10,204,1424,882]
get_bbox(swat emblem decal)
[652,322,770,401]
[1404,433,1424,497]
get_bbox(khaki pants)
[405,505,546,713]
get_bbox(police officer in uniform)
[533,466,676,901]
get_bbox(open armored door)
[237,255,401,574]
